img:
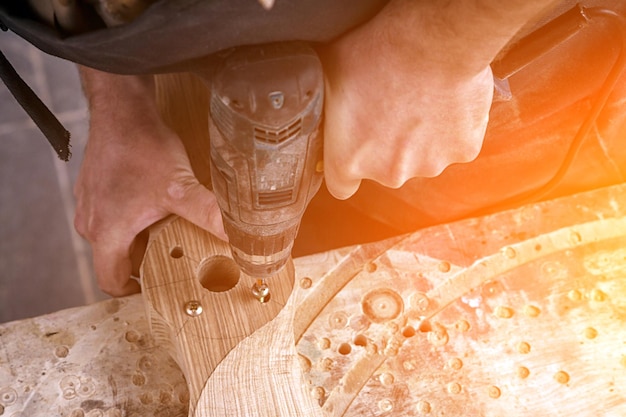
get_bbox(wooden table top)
[2,183,626,416]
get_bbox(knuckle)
[74,213,104,243]
[422,158,458,178]
[94,261,131,297]
[97,279,123,297]
[342,161,362,179]
[383,171,412,189]
[73,210,96,240]
[164,177,193,208]
[166,179,185,200]
[326,165,353,186]
[73,216,86,238]
[454,139,484,164]
[377,152,419,187]
[96,278,115,295]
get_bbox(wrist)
[368,0,558,77]
[78,66,159,123]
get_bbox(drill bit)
[251,278,271,303]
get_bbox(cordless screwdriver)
[208,42,324,301]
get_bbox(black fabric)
[0,49,71,160]
[0,0,387,163]
[0,0,389,74]
[294,0,626,255]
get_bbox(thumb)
[323,151,361,200]
[165,178,228,241]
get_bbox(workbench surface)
[1,184,626,416]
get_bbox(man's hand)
[321,31,493,199]
[320,0,557,199]
[74,67,226,296]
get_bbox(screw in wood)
[184,300,203,317]
[251,279,271,303]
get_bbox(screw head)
[184,300,203,317]
[251,281,271,304]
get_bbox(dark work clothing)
[0,0,387,161]
[0,0,388,74]
[296,0,626,255]
[2,0,626,256]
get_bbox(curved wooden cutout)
[141,216,295,415]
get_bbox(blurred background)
[0,29,106,323]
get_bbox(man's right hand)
[320,0,559,200]
[74,67,226,297]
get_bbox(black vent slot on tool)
[211,95,235,138]
[254,119,302,144]
[258,189,294,206]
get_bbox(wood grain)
[141,216,311,415]
[1,184,626,416]
[154,72,212,186]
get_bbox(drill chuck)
[209,42,324,277]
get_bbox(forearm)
[374,0,560,76]
[78,66,159,125]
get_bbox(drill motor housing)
[209,42,324,278]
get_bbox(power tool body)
[208,42,324,283]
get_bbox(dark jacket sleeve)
[0,0,388,74]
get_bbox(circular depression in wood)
[361,288,403,323]
[197,255,241,292]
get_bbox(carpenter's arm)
[387,0,558,76]
[321,0,559,199]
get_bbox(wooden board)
[140,216,320,416]
[1,183,626,416]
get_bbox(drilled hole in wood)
[402,326,416,338]
[198,255,240,292]
[170,246,184,259]
[418,320,432,333]
[338,343,352,355]
[354,334,368,347]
